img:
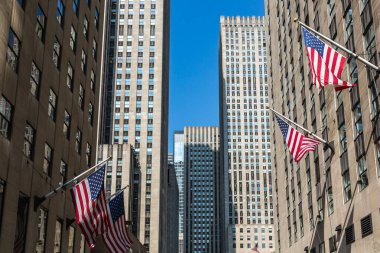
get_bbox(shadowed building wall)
[266,0,380,252]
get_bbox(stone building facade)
[266,0,380,252]
[0,0,105,252]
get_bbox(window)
[59,160,67,185]
[72,0,79,16]
[317,197,323,221]
[43,143,53,176]
[0,179,5,236]
[67,63,74,90]
[54,219,63,253]
[53,38,61,68]
[353,105,363,136]
[150,25,155,36]
[36,5,46,41]
[30,62,41,98]
[24,123,35,160]
[48,89,57,121]
[342,171,352,202]
[63,110,71,139]
[67,226,75,253]
[329,236,336,252]
[83,16,89,39]
[92,39,97,58]
[75,129,82,154]
[94,8,99,29]
[358,157,368,190]
[70,26,76,51]
[56,0,64,25]
[88,102,94,125]
[81,49,87,72]
[7,28,20,72]
[35,208,48,253]
[338,124,347,154]
[90,70,96,91]
[86,143,92,166]
[0,96,13,139]
[327,186,334,215]
[79,84,84,109]
[14,193,29,252]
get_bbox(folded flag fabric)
[302,27,356,91]
[275,115,322,162]
[103,191,133,253]
[71,164,109,249]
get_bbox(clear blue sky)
[169,0,265,152]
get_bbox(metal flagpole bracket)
[323,141,335,156]
[107,185,129,200]
[34,196,47,211]
[33,156,112,211]
[66,217,76,229]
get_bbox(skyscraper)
[184,126,221,253]
[266,1,380,253]
[0,0,105,251]
[98,0,170,252]
[174,130,185,253]
[219,16,275,252]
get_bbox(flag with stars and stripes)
[70,164,109,249]
[302,27,356,91]
[103,191,133,253]
[275,115,322,162]
[252,242,259,252]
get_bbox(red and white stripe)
[71,180,109,249]
[306,45,354,91]
[286,126,321,162]
[103,213,133,253]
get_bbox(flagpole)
[294,18,380,72]
[268,107,335,153]
[107,186,129,200]
[34,156,112,210]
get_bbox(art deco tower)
[99,0,170,252]
[219,16,275,252]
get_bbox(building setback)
[266,0,380,253]
[184,126,221,253]
[98,0,170,252]
[219,16,274,252]
[173,130,185,253]
[0,0,105,252]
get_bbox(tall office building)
[174,130,185,253]
[219,16,275,252]
[184,126,221,253]
[99,0,170,252]
[0,0,105,252]
[266,1,380,252]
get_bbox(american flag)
[71,164,109,249]
[275,115,322,162]
[302,27,356,91]
[103,191,133,253]
[252,242,259,252]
